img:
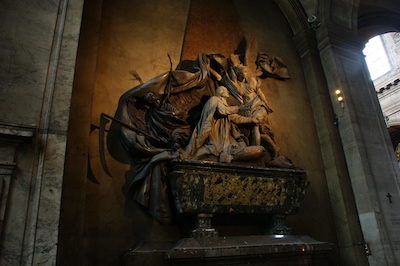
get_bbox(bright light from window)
[363,36,391,80]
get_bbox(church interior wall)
[313,2,400,263]
[0,0,84,264]
[2,0,400,265]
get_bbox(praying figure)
[185,86,265,163]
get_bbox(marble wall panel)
[0,125,34,266]
[0,0,59,126]
[28,133,68,265]
[0,0,84,265]
[0,142,34,265]
[29,0,84,263]
[48,0,86,132]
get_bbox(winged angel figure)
[104,35,290,224]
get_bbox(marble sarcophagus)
[168,159,310,236]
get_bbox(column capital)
[316,24,368,52]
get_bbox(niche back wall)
[58,0,337,264]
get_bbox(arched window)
[363,32,400,163]
[363,35,391,80]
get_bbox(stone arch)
[354,4,400,265]
[318,0,359,30]
[358,10,400,39]
[357,7,400,151]
[276,0,362,37]
[278,0,360,32]
[274,0,309,36]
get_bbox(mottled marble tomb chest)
[168,159,309,215]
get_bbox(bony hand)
[252,116,264,124]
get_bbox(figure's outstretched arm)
[216,102,239,116]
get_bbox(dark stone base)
[122,235,336,265]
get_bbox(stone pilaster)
[0,0,84,265]
[315,24,400,265]
[292,28,369,266]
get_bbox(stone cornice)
[376,78,400,95]
[0,122,35,172]
[0,122,36,143]
[316,24,368,53]
[0,163,16,176]
[292,29,318,57]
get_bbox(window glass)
[363,36,391,80]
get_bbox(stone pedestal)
[122,160,333,265]
[123,235,335,265]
